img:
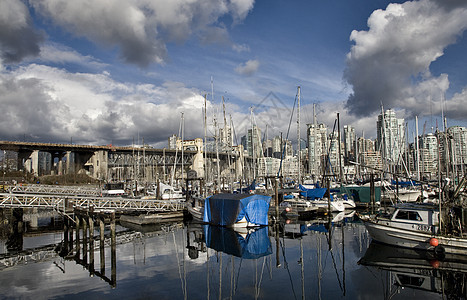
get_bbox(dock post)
[75,214,81,259]
[156,178,160,199]
[89,208,95,275]
[83,213,88,265]
[13,208,24,233]
[100,216,105,275]
[370,173,375,214]
[274,178,279,216]
[110,211,117,288]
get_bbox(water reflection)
[0,208,460,299]
[359,241,467,298]
[203,226,272,259]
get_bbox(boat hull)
[363,220,467,255]
[187,202,204,221]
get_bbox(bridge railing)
[0,193,186,212]
[4,184,101,196]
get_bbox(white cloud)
[235,59,260,75]
[30,0,255,67]
[38,43,107,68]
[344,0,467,120]
[0,63,209,145]
[232,43,250,52]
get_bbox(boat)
[101,182,126,197]
[186,196,204,221]
[203,193,271,227]
[358,241,467,297]
[297,184,346,212]
[381,186,421,203]
[161,186,184,200]
[359,203,467,255]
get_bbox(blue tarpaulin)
[203,193,271,226]
[391,180,420,187]
[298,184,327,200]
[204,225,272,259]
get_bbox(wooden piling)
[110,211,116,288]
[100,216,105,275]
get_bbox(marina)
[1,208,464,299]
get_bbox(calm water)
[0,211,464,299]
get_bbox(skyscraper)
[376,109,405,168]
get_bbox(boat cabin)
[377,203,440,234]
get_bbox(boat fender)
[429,238,439,247]
[430,259,440,269]
[434,245,445,259]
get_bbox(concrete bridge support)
[85,150,109,180]
[23,150,39,176]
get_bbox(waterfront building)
[284,140,293,158]
[343,125,356,163]
[272,136,282,159]
[360,150,383,175]
[447,126,467,172]
[257,157,281,177]
[376,109,406,170]
[219,125,233,150]
[307,123,327,179]
[263,139,273,157]
[247,125,262,159]
[419,133,438,179]
[240,135,248,155]
[168,134,178,150]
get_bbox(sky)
[1,0,467,148]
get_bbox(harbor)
[1,207,465,299]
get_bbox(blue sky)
[1,0,466,147]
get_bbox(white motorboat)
[359,203,467,255]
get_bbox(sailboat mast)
[297,86,301,185]
[204,94,208,186]
[181,112,185,189]
[416,116,420,181]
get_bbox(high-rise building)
[263,139,273,157]
[343,125,356,163]
[419,133,438,178]
[447,126,467,171]
[168,134,179,150]
[272,136,282,158]
[307,123,327,178]
[376,109,405,168]
[247,125,262,158]
[219,125,233,150]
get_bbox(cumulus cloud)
[235,59,260,75]
[344,0,467,120]
[30,0,255,67]
[0,0,44,63]
[0,64,209,145]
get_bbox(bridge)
[0,140,253,183]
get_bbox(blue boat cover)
[204,225,272,259]
[298,184,327,200]
[236,179,257,193]
[203,193,271,226]
[391,180,420,187]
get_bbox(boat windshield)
[394,210,423,221]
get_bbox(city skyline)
[1,0,467,147]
